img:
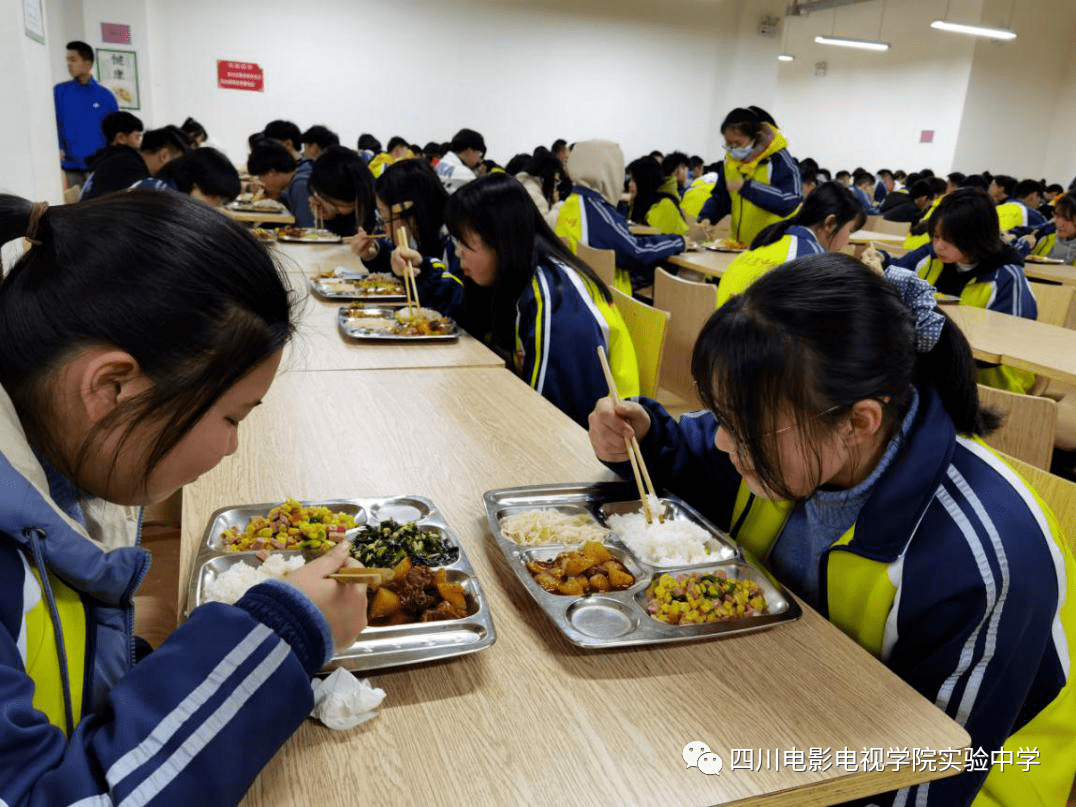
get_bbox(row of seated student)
[7,184,1072,807]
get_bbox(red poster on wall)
[217,61,264,92]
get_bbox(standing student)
[627,156,695,238]
[80,126,190,201]
[0,191,366,805]
[888,188,1038,392]
[356,160,465,318]
[445,174,639,427]
[307,145,377,239]
[587,254,1075,807]
[247,141,314,227]
[128,147,241,207]
[555,139,686,293]
[54,41,119,187]
[698,107,802,246]
[435,128,486,193]
[717,181,865,306]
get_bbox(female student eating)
[588,254,1075,807]
[357,159,465,318]
[0,191,366,805]
[307,145,377,239]
[554,139,686,293]
[445,174,639,427]
[697,107,802,246]
[626,156,692,238]
[887,187,1038,393]
[716,181,864,306]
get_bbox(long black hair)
[444,174,612,352]
[375,160,448,256]
[309,145,377,235]
[691,252,998,501]
[154,147,240,202]
[928,188,1014,265]
[751,181,865,249]
[627,156,679,226]
[0,192,294,495]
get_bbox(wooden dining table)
[1025,259,1076,286]
[848,229,907,245]
[666,248,740,280]
[178,366,970,807]
[946,304,1076,384]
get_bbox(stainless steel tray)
[310,274,406,302]
[184,495,496,672]
[337,306,460,342]
[277,228,342,243]
[483,482,800,649]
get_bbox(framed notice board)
[96,48,140,109]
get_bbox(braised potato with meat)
[525,541,634,596]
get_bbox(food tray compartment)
[202,499,367,553]
[310,274,406,302]
[484,483,800,649]
[598,498,738,567]
[337,306,460,342]
[185,495,496,672]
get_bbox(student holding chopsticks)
[307,145,377,240]
[0,191,367,805]
[445,174,639,427]
[587,253,1076,807]
[355,160,465,318]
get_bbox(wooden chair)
[651,267,715,411]
[611,287,670,398]
[977,384,1058,470]
[999,453,1076,555]
[576,242,616,289]
[1030,283,1076,329]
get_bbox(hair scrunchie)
[883,266,945,352]
[25,201,49,245]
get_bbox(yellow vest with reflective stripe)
[995,201,1027,232]
[1033,232,1057,258]
[716,236,798,307]
[646,198,689,237]
[681,181,715,220]
[915,258,1037,393]
[25,566,87,736]
[723,160,787,246]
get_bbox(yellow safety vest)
[903,196,943,251]
[682,180,716,220]
[716,235,802,307]
[25,565,87,736]
[722,128,795,245]
[554,193,633,295]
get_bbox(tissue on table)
[310,667,386,731]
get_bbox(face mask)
[724,143,754,161]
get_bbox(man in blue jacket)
[54,41,118,188]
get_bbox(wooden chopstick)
[328,567,395,585]
[394,225,422,315]
[595,345,662,524]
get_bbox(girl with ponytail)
[716,181,866,306]
[0,191,366,805]
[587,252,1076,807]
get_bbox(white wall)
[1042,51,1076,188]
[773,0,983,176]
[953,0,1076,181]
[144,0,768,166]
[78,0,154,125]
[0,0,64,202]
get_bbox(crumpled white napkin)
[310,668,386,731]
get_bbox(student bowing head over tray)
[587,253,1076,807]
[716,180,865,306]
[359,159,465,319]
[697,107,802,247]
[308,145,376,239]
[445,173,639,427]
[128,146,241,208]
[885,187,1039,393]
[0,191,367,805]
[554,139,686,294]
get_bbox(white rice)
[605,513,716,566]
[204,555,306,605]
